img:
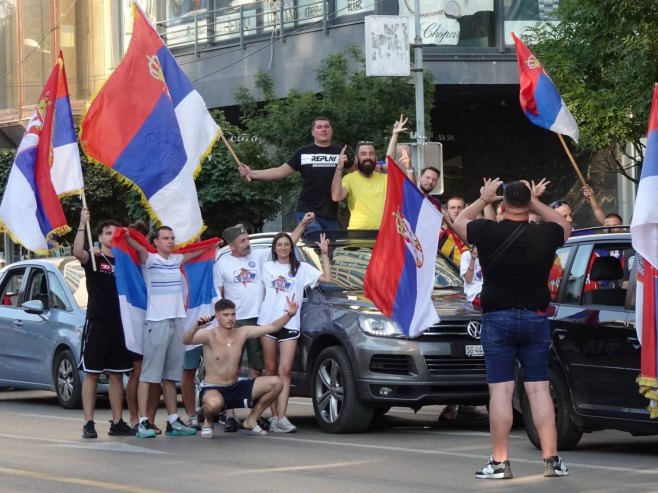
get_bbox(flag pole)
[81,191,97,271]
[219,129,251,182]
[557,133,596,208]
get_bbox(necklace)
[100,252,115,273]
[226,338,233,350]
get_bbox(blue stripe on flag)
[158,46,193,108]
[184,259,216,309]
[114,248,148,310]
[52,97,77,147]
[526,73,562,128]
[642,130,658,179]
[391,178,426,332]
[113,94,187,198]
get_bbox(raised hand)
[316,233,330,255]
[393,114,409,135]
[238,162,253,179]
[285,294,299,316]
[338,145,348,170]
[531,178,551,197]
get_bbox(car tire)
[54,349,82,409]
[521,371,582,450]
[311,346,374,433]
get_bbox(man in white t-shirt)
[212,215,313,431]
[460,246,483,306]
[125,226,210,438]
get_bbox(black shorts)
[79,319,133,373]
[264,327,300,342]
[199,379,255,409]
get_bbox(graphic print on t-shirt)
[300,153,339,168]
[271,275,293,293]
[233,267,256,286]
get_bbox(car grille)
[369,355,417,375]
[422,321,479,338]
[424,355,485,375]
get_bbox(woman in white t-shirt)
[460,246,483,309]
[257,232,331,433]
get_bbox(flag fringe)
[637,375,658,419]
[0,220,67,255]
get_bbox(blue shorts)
[199,379,255,409]
[481,309,550,384]
[295,212,339,234]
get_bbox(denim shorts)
[295,212,339,234]
[481,309,550,384]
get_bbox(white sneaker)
[269,417,279,432]
[186,416,201,431]
[274,416,297,433]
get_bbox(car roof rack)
[571,225,630,237]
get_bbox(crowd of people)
[75,114,624,479]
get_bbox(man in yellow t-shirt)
[331,141,387,229]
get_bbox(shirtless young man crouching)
[182,296,298,438]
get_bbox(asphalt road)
[2,389,658,493]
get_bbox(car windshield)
[318,245,463,291]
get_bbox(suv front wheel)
[311,347,374,433]
[522,369,583,450]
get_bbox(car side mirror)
[22,299,45,314]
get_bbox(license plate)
[465,344,483,357]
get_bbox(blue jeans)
[295,212,339,235]
[481,309,550,384]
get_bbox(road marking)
[22,412,79,422]
[267,436,658,475]
[0,466,164,493]
[223,459,379,476]
[0,433,166,454]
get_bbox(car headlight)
[358,315,404,337]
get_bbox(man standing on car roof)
[453,179,572,480]
[73,208,134,439]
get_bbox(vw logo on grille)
[467,321,482,340]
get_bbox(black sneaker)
[544,456,569,477]
[109,419,136,436]
[224,416,239,432]
[82,420,98,439]
[475,456,513,479]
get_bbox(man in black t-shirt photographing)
[73,208,134,439]
[453,179,572,480]
[238,117,348,233]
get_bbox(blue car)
[0,257,91,408]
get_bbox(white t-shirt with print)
[257,260,322,331]
[142,252,186,321]
[213,249,270,319]
[460,250,483,302]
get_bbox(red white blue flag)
[112,227,220,354]
[632,85,658,415]
[0,53,83,253]
[512,32,579,142]
[81,4,218,245]
[364,158,442,337]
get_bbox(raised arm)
[453,178,502,242]
[583,184,605,225]
[182,316,214,345]
[290,212,315,243]
[331,145,349,202]
[124,229,149,265]
[238,162,296,181]
[242,296,299,339]
[316,233,332,283]
[73,208,91,265]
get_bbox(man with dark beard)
[331,141,387,229]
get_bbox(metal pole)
[412,0,425,169]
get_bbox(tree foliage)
[527,0,658,182]
[236,44,435,172]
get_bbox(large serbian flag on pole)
[632,84,658,416]
[80,4,219,245]
[364,158,442,337]
[512,32,579,142]
[0,52,83,253]
[112,227,220,354]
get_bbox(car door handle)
[627,337,641,350]
[13,320,23,327]
[554,328,568,340]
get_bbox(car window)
[327,245,462,291]
[0,267,27,307]
[25,268,50,308]
[566,242,632,307]
[48,271,72,310]
[548,246,574,302]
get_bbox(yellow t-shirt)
[342,171,388,230]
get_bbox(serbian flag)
[632,85,658,415]
[512,32,579,142]
[0,53,83,253]
[81,4,219,245]
[112,227,220,354]
[364,158,442,337]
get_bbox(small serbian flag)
[0,52,83,253]
[364,158,442,337]
[81,4,219,245]
[112,228,220,354]
[512,32,579,142]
